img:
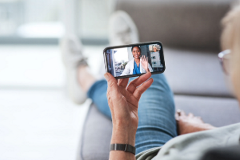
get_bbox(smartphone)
[103,41,165,79]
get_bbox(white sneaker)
[109,10,139,46]
[61,35,87,104]
[96,11,140,79]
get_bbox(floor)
[0,44,105,160]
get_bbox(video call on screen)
[105,43,164,78]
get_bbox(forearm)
[109,125,136,160]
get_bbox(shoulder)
[127,59,134,66]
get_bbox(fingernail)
[177,109,182,113]
[104,73,109,80]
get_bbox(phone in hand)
[103,41,165,79]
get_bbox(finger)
[127,72,152,93]
[133,78,153,100]
[179,110,186,117]
[175,112,180,121]
[176,109,182,116]
[104,72,117,86]
[196,116,203,122]
[104,72,119,99]
[118,78,129,88]
[188,113,194,118]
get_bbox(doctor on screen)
[121,46,153,76]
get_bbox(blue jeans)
[87,74,177,154]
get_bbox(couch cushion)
[116,0,234,51]
[78,104,112,160]
[164,48,233,97]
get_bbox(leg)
[76,65,112,118]
[87,79,112,119]
[78,66,96,92]
[135,74,177,154]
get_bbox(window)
[80,0,111,40]
[0,0,111,45]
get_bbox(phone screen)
[103,42,165,78]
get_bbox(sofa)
[77,0,240,160]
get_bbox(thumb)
[104,72,120,100]
[104,72,118,89]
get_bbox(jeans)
[87,74,177,154]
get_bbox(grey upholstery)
[164,48,233,97]
[78,104,112,160]
[116,0,234,51]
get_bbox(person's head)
[131,45,141,59]
[153,46,157,52]
[221,2,240,102]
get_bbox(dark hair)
[131,45,141,53]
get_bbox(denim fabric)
[87,74,177,154]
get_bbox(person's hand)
[140,55,150,72]
[176,110,216,135]
[104,72,153,146]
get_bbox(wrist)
[144,67,149,72]
[111,126,136,146]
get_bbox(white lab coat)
[121,59,153,76]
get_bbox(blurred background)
[1,0,240,160]
[0,0,112,159]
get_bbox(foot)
[109,10,139,46]
[61,35,88,104]
[99,10,139,79]
[176,110,215,135]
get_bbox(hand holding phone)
[103,41,165,79]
